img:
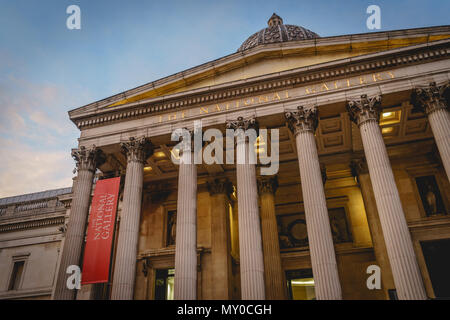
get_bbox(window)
[8,260,25,291]
[154,268,175,300]
[286,269,316,300]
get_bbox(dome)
[238,13,320,52]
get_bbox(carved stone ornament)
[175,127,199,157]
[350,158,369,177]
[226,116,259,132]
[285,106,318,135]
[71,145,105,173]
[411,81,450,115]
[347,94,382,127]
[257,176,279,195]
[121,137,154,163]
[207,178,233,196]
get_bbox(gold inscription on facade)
[157,71,395,123]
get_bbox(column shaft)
[359,120,427,299]
[111,160,144,299]
[209,179,233,299]
[348,94,427,300]
[54,146,103,300]
[286,106,342,300]
[412,82,450,180]
[111,137,152,300]
[354,164,396,297]
[428,108,450,180]
[258,177,286,300]
[295,131,342,300]
[174,149,198,300]
[236,140,265,300]
[54,169,94,299]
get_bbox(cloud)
[0,77,81,197]
[0,137,74,198]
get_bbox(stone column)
[347,95,427,300]
[208,178,233,299]
[227,117,265,300]
[351,158,396,298]
[257,176,286,300]
[412,81,450,180]
[111,137,153,300]
[174,134,198,300]
[54,146,105,300]
[285,106,342,300]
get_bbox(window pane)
[9,261,25,291]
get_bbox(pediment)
[69,26,450,121]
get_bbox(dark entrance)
[421,239,450,299]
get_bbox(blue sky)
[0,0,449,197]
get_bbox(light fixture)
[380,110,402,126]
[382,127,394,134]
[143,166,152,172]
[291,279,315,286]
[154,151,166,158]
[254,135,266,147]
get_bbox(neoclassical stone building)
[7,14,450,300]
[0,188,71,299]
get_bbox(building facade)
[3,15,450,300]
[0,188,71,299]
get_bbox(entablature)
[70,38,450,132]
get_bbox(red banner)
[81,177,120,284]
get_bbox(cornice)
[71,38,450,130]
[0,215,65,233]
[0,287,53,300]
[69,26,450,118]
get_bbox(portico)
[54,17,450,300]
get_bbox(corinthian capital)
[226,116,259,132]
[350,157,369,176]
[207,178,233,196]
[285,106,318,135]
[121,137,154,164]
[411,81,450,115]
[72,145,105,172]
[257,176,278,195]
[347,94,382,126]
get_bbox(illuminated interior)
[166,269,175,300]
[154,151,166,159]
[289,277,316,300]
[254,135,266,154]
[380,110,402,126]
[382,127,394,134]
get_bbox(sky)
[0,0,449,198]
